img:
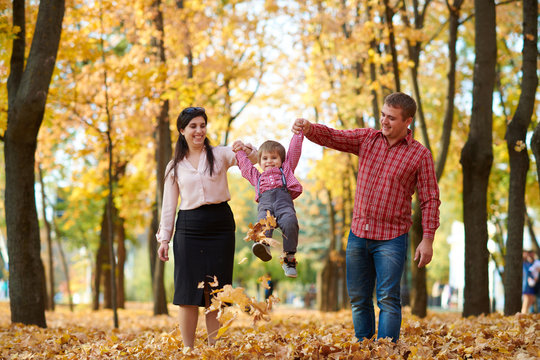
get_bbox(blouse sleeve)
[155,161,179,243]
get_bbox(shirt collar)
[403,129,414,145]
[376,128,413,146]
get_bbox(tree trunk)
[401,1,433,317]
[54,235,73,311]
[318,188,340,311]
[532,122,540,194]
[116,215,126,309]
[525,212,539,258]
[436,0,463,179]
[149,205,158,287]
[93,203,109,310]
[99,0,118,327]
[503,0,538,315]
[318,257,342,311]
[409,201,427,317]
[149,0,172,316]
[5,0,64,327]
[460,0,496,317]
[382,0,400,92]
[38,163,55,311]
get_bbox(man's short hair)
[258,140,286,163]
[384,92,417,120]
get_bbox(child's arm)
[236,150,261,187]
[285,131,304,172]
[233,140,258,164]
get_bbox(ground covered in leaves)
[1,301,539,359]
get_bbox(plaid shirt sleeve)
[236,150,261,187]
[417,151,441,240]
[285,131,304,172]
[306,123,367,154]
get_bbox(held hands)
[414,238,433,268]
[292,118,311,134]
[232,140,245,153]
[232,140,254,154]
[158,241,169,262]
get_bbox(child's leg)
[253,192,275,262]
[273,189,299,254]
[257,193,275,238]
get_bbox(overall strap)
[257,168,287,197]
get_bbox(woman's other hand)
[158,241,170,262]
[232,140,245,153]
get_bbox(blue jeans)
[346,231,408,342]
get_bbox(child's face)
[260,151,283,171]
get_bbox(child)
[234,132,304,278]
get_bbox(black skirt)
[172,202,236,307]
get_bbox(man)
[292,92,440,342]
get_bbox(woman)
[156,107,256,348]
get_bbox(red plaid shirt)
[306,124,440,240]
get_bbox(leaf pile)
[1,302,539,359]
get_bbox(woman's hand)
[232,140,245,153]
[158,241,170,262]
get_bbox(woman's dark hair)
[167,107,215,181]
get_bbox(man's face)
[380,104,412,144]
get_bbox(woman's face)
[180,116,207,150]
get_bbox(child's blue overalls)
[256,168,298,254]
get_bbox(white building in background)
[446,221,506,312]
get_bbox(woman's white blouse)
[156,146,257,243]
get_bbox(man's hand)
[158,241,170,262]
[414,238,433,268]
[292,118,311,134]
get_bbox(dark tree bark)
[116,216,126,309]
[409,201,427,317]
[460,0,496,317]
[53,230,73,311]
[150,0,172,316]
[93,203,109,310]
[98,1,119,328]
[400,0,433,318]
[382,0,401,92]
[318,188,345,311]
[532,122,540,194]
[503,0,538,315]
[525,212,539,258]
[5,0,65,327]
[366,2,380,127]
[408,0,463,318]
[436,0,464,179]
[38,163,54,311]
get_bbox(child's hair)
[258,140,286,163]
